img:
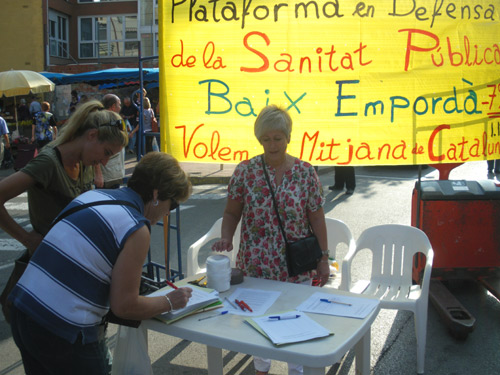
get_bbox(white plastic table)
[120,276,380,375]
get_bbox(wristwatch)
[321,249,329,257]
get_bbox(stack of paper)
[147,285,221,324]
[246,311,332,346]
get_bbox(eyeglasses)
[170,199,179,211]
[98,119,123,128]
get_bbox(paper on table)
[297,292,379,319]
[225,288,281,316]
[247,311,331,345]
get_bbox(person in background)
[329,166,356,195]
[68,90,79,115]
[487,159,500,174]
[0,114,12,169]
[0,100,128,255]
[120,96,139,155]
[143,97,157,153]
[79,95,89,106]
[29,96,42,117]
[31,101,57,151]
[94,94,126,189]
[212,104,329,375]
[8,152,193,375]
[17,99,31,122]
[132,88,148,109]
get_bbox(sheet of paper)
[296,292,379,319]
[248,311,331,345]
[224,288,281,316]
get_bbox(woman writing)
[0,100,128,254]
[212,104,329,375]
[8,152,193,374]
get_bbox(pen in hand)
[166,280,178,290]
[320,298,352,306]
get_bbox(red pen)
[166,280,178,290]
[240,300,253,312]
[235,299,246,311]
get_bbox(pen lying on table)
[268,315,301,321]
[198,311,228,321]
[320,298,352,306]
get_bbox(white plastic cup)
[206,254,231,292]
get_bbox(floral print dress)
[228,155,325,283]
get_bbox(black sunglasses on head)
[98,119,123,128]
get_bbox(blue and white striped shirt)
[9,188,149,344]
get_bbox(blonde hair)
[128,152,192,204]
[143,97,151,109]
[53,100,128,147]
[254,104,292,142]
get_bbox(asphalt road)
[1,161,499,374]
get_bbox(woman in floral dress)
[213,104,329,375]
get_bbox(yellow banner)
[159,0,500,165]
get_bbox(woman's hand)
[316,260,330,287]
[211,238,233,252]
[166,287,193,310]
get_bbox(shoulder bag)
[261,155,323,277]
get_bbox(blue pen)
[320,298,352,306]
[198,311,229,321]
[268,315,301,320]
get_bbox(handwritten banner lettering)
[159,0,500,165]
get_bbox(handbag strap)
[261,155,289,246]
[51,200,140,229]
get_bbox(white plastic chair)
[339,224,434,375]
[186,218,241,277]
[324,217,356,262]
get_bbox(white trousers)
[254,356,303,375]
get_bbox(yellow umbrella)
[0,69,56,133]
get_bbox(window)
[138,0,158,56]
[79,15,138,58]
[49,11,69,58]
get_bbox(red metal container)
[412,180,500,280]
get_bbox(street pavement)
[0,157,499,374]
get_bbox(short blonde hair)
[128,152,192,205]
[53,100,128,148]
[254,105,292,142]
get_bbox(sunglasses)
[98,119,123,129]
[170,199,179,211]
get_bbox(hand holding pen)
[164,280,192,310]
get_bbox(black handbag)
[261,155,323,277]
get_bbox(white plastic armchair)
[339,224,434,375]
[324,217,356,262]
[186,218,241,277]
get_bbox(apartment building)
[0,0,159,74]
